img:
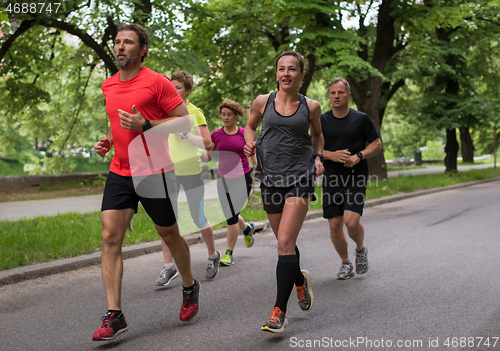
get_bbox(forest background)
[1,0,500,179]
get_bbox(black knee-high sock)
[294,245,305,287]
[275,254,298,313]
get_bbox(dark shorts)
[176,172,207,228]
[217,172,253,225]
[322,186,366,218]
[261,178,316,214]
[101,171,178,227]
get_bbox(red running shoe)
[92,312,128,341]
[180,280,200,321]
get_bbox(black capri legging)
[217,171,253,225]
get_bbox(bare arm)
[117,103,192,133]
[207,135,217,161]
[360,138,382,159]
[344,138,383,168]
[324,149,351,163]
[243,94,268,157]
[307,98,325,175]
[184,124,212,150]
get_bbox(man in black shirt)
[320,78,382,280]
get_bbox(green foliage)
[422,139,445,160]
[183,0,283,129]
[0,158,28,176]
[0,8,11,32]
[1,0,499,175]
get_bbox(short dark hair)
[275,50,306,73]
[116,23,149,62]
[171,71,194,92]
[329,77,351,94]
[219,100,245,121]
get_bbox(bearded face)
[113,30,146,69]
[115,47,141,68]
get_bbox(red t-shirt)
[101,67,184,177]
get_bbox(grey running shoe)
[337,261,354,280]
[355,247,369,274]
[206,250,220,280]
[296,270,314,311]
[156,265,179,287]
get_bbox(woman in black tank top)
[243,50,325,333]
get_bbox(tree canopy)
[1,0,499,175]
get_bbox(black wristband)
[142,119,152,132]
[313,153,324,162]
[357,152,363,160]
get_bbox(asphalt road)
[1,180,499,351]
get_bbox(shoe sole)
[261,318,288,334]
[206,266,219,279]
[93,327,129,341]
[155,271,179,287]
[299,270,314,312]
[356,265,369,275]
[337,274,354,280]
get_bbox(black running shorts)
[322,186,366,219]
[260,178,316,214]
[101,171,178,227]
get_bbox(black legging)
[217,171,253,225]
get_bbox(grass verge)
[1,167,499,271]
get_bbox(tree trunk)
[444,128,459,172]
[459,126,474,163]
[349,78,388,180]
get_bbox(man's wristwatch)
[357,152,363,160]
[314,153,324,162]
[181,133,189,140]
[142,119,152,132]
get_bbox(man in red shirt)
[92,23,199,342]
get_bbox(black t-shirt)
[321,108,379,181]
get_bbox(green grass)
[0,157,110,177]
[0,159,28,176]
[1,167,499,271]
[72,160,110,173]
